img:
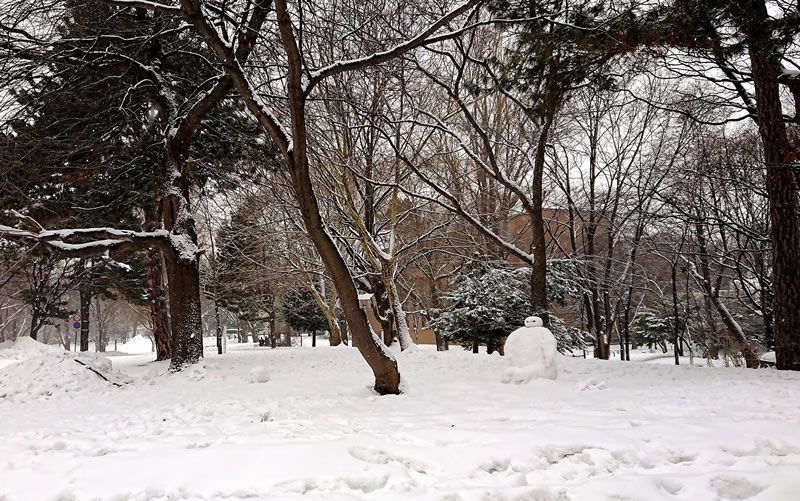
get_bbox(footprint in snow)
[348,445,430,474]
[710,476,766,500]
[575,378,607,391]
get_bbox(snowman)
[501,316,559,383]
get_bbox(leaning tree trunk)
[288,156,399,393]
[380,263,414,351]
[190,0,399,393]
[747,1,800,371]
[695,221,759,368]
[709,293,760,368]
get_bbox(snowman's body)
[502,316,559,382]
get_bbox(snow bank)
[0,335,64,360]
[0,337,129,402]
[118,334,154,354]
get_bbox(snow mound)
[118,334,154,354]
[0,336,64,360]
[502,317,559,383]
[249,365,271,383]
[0,338,129,402]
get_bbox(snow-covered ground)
[1,338,799,501]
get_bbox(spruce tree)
[281,288,329,347]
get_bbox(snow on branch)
[305,0,480,93]
[0,211,171,259]
[99,0,183,16]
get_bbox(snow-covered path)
[1,342,799,501]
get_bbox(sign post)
[72,314,81,352]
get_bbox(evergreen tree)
[632,308,672,353]
[430,263,530,354]
[431,260,587,354]
[280,288,328,347]
[1,1,264,359]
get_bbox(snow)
[249,365,271,383]
[118,334,154,354]
[502,316,559,382]
[1,340,799,500]
[0,337,131,403]
[169,233,200,263]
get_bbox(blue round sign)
[73,322,81,329]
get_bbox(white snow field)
[1,339,799,501]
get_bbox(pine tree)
[280,288,329,347]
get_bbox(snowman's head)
[524,316,543,328]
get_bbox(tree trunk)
[434,331,448,351]
[287,156,400,393]
[165,252,204,370]
[328,323,342,346]
[338,318,348,345]
[529,111,553,325]
[312,329,316,347]
[472,326,480,354]
[79,282,91,352]
[380,307,394,346]
[389,288,414,350]
[671,263,680,366]
[695,220,759,367]
[29,310,41,340]
[95,297,107,353]
[746,1,800,370]
[604,290,613,356]
[194,0,399,392]
[160,139,204,371]
[214,294,222,355]
[58,322,69,351]
[144,208,171,361]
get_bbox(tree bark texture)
[78,281,91,352]
[746,0,800,370]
